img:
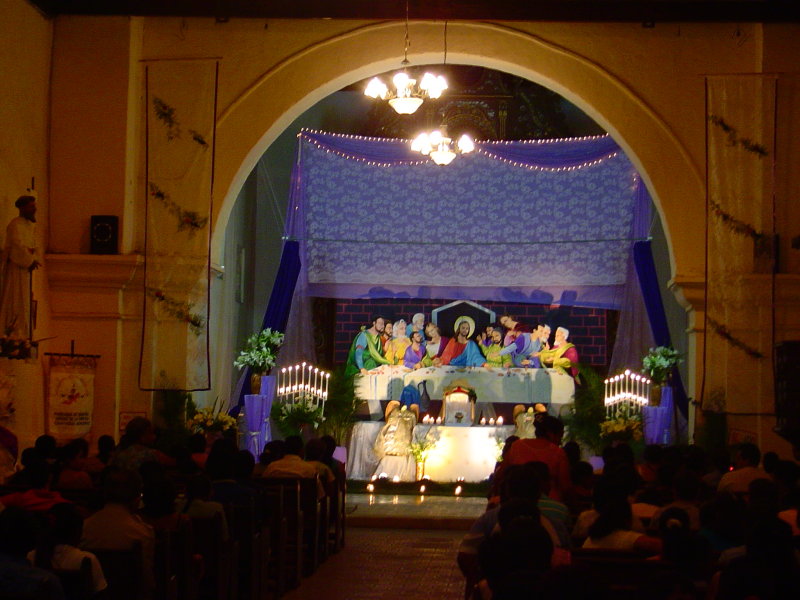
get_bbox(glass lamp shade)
[430,149,457,166]
[388,96,424,114]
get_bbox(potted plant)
[233,328,284,394]
[600,405,644,446]
[271,397,325,439]
[642,346,682,405]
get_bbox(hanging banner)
[47,355,98,439]
[704,75,776,416]
[139,60,218,390]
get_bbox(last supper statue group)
[345,312,580,382]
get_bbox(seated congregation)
[458,417,800,600]
[0,417,346,600]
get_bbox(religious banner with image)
[139,60,218,390]
[47,354,98,439]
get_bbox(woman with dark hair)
[52,439,93,490]
[29,503,107,595]
[177,474,228,540]
[111,417,174,471]
[583,495,661,555]
[84,435,115,476]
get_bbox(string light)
[298,130,621,172]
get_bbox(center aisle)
[282,527,466,600]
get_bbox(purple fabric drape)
[634,241,689,417]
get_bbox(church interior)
[2,1,800,599]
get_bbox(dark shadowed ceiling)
[25,1,800,22]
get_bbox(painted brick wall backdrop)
[330,298,613,369]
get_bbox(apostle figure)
[438,316,487,368]
[500,326,540,368]
[403,331,427,370]
[537,326,579,381]
[345,315,390,377]
[405,312,425,340]
[385,320,411,366]
[480,328,512,368]
[0,195,41,339]
[424,322,448,364]
[499,314,530,346]
[381,319,393,354]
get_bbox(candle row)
[277,362,331,409]
[603,369,651,417]
[479,417,504,426]
[421,415,442,424]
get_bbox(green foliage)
[233,328,284,372]
[271,397,325,438]
[642,346,682,385]
[319,366,365,445]
[560,363,606,454]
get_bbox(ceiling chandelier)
[363,2,447,115]
[411,129,475,166]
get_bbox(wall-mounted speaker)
[90,215,119,254]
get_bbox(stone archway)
[211,20,704,287]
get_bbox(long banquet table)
[355,365,575,419]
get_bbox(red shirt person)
[507,415,571,502]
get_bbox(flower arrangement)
[187,405,237,434]
[642,346,682,386]
[234,328,284,373]
[410,436,437,464]
[271,398,325,438]
[600,412,643,444]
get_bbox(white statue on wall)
[0,195,41,340]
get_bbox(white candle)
[436,416,442,424]
[489,418,495,426]
[497,416,504,426]
[480,417,486,425]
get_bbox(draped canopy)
[285,130,648,309]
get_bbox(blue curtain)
[232,240,301,410]
[633,240,689,417]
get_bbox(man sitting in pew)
[262,435,325,499]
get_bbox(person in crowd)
[84,434,115,476]
[30,503,108,595]
[35,434,58,466]
[638,444,663,484]
[7,446,47,487]
[320,435,346,490]
[702,449,731,491]
[111,417,174,472]
[649,470,702,531]
[562,441,581,468]
[385,319,411,366]
[0,461,69,513]
[0,424,18,484]
[761,450,779,475]
[205,439,256,506]
[506,415,571,502]
[476,502,554,600]
[582,494,662,555]
[188,432,208,470]
[402,330,427,370]
[718,442,769,494]
[572,474,647,542]
[141,475,190,533]
[304,437,336,494]
[564,460,595,516]
[176,474,229,540]
[487,435,518,506]
[253,440,285,477]
[52,438,93,490]
[654,507,713,580]
[81,467,155,597]
[712,516,800,599]
[263,435,320,480]
[0,506,65,599]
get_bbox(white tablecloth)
[355,365,575,419]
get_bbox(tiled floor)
[281,494,479,599]
[281,527,467,600]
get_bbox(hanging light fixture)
[411,129,475,166]
[363,1,447,115]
